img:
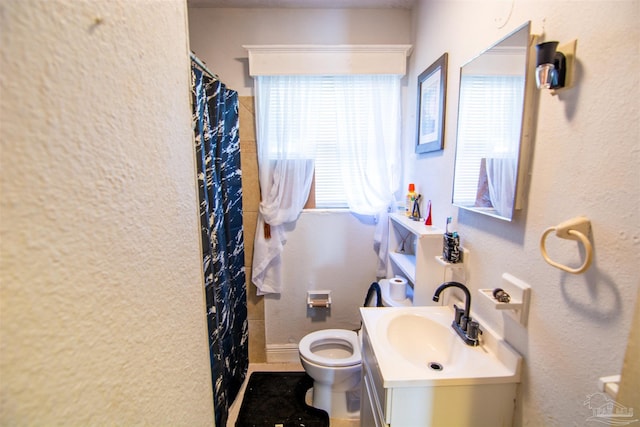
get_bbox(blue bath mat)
[235,371,329,427]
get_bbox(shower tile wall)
[239,96,266,363]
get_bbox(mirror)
[452,22,534,221]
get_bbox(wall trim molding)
[265,343,300,363]
[243,44,413,76]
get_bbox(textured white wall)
[405,1,639,425]
[0,1,214,425]
[265,211,379,346]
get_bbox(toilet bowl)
[298,329,362,419]
[298,281,412,419]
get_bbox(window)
[247,45,410,295]
[258,75,401,209]
[452,74,525,207]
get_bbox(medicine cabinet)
[452,21,536,221]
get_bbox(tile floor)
[227,363,359,427]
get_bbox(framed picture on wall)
[415,53,448,154]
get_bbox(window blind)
[263,75,393,209]
[453,75,524,206]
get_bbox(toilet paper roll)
[389,277,407,301]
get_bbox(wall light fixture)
[535,40,577,92]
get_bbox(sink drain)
[428,361,443,371]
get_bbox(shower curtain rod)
[190,52,218,80]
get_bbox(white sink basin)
[385,312,460,369]
[360,306,522,387]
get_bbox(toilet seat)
[299,329,361,368]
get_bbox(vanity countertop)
[360,306,522,388]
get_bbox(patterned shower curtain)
[191,63,248,427]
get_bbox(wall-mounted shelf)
[387,213,444,305]
[388,252,416,283]
[435,247,468,283]
[435,255,464,268]
[387,214,470,305]
[478,273,531,326]
[435,245,469,269]
[478,289,524,310]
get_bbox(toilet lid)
[299,329,361,368]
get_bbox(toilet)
[298,329,362,419]
[298,279,412,419]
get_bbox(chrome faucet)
[433,282,482,346]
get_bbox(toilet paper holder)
[307,290,332,308]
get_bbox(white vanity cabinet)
[361,323,436,427]
[360,326,389,427]
[386,213,445,306]
[360,322,518,427]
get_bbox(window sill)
[302,208,350,213]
